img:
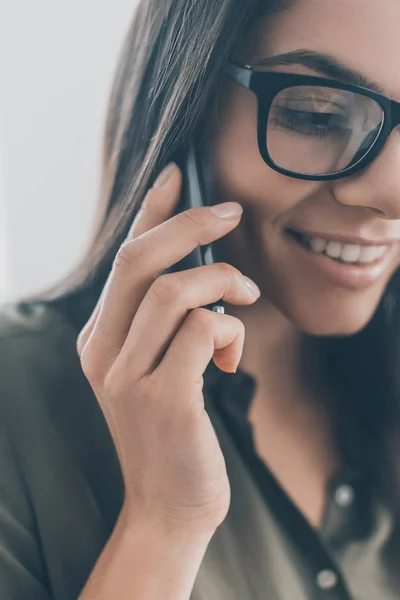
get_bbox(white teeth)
[310,237,326,253]
[304,235,388,264]
[339,244,361,263]
[325,241,342,259]
[358,245,386,263]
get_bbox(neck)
[228,298,342,529]
[228,296,326,415]
[229,294,341,464]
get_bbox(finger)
[155,308,245,401]
[76,286,106,357]
[128,164,182,239]
[88,201,243,368]
[117,263,259,379]
[76,163,181,357]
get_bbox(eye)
[268,84,354,139]
[269,105,350,138]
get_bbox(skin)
[203,0,400,526]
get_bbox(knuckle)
[102,361,133,401]
[234,316,246,337]
[175,208,207,229]
[217,262,243,290]
[102,369,124,402]
[76,331,86,357]
[114,237,148,269]
[79,345,104,384]
[149,274,182,305]
[101,381,119,409]
[217,261,239,278]
[187,307,214,333]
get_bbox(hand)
[76,162,260,536]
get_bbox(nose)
[332,126,400,220]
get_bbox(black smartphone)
[165,134,225,315]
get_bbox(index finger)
[76,163,181,356]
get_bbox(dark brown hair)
[19,0,400,514]
[22,0,287,329]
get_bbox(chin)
[279,290,385,337]
[299,312,375,337]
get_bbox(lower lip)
[284,231,393,290]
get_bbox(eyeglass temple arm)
[220,61,252,89]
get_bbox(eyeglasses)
[220,61,400,181]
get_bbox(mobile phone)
[165,134,225,315]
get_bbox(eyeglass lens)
[266,85,384,176]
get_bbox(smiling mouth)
[285,229,389,266]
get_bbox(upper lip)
[287,228,399,247]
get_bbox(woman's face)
[206,0,400,335]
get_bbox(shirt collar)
[203,360,370,479]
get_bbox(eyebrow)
[253,49,386,95]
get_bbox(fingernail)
[153,162,177,188]
[210,202,243,218]
[243,276,261,297]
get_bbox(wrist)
[120,501,218,543]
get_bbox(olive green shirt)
[0,301,399,599]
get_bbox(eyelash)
[269,107,348,139]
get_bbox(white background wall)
[0,133,8,301]
[0,1,138,303]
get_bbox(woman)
[1,0,400,597]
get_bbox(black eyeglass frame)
[220,61,400,181]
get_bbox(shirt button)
[334,484,355,507]
[316,569,338,591]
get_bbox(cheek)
[210,92,264,200]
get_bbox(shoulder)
[0,300,80,386]
[0,301,118,496]
[0,300,78,347]
[0,303,120,597]
[0,300,86,426]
